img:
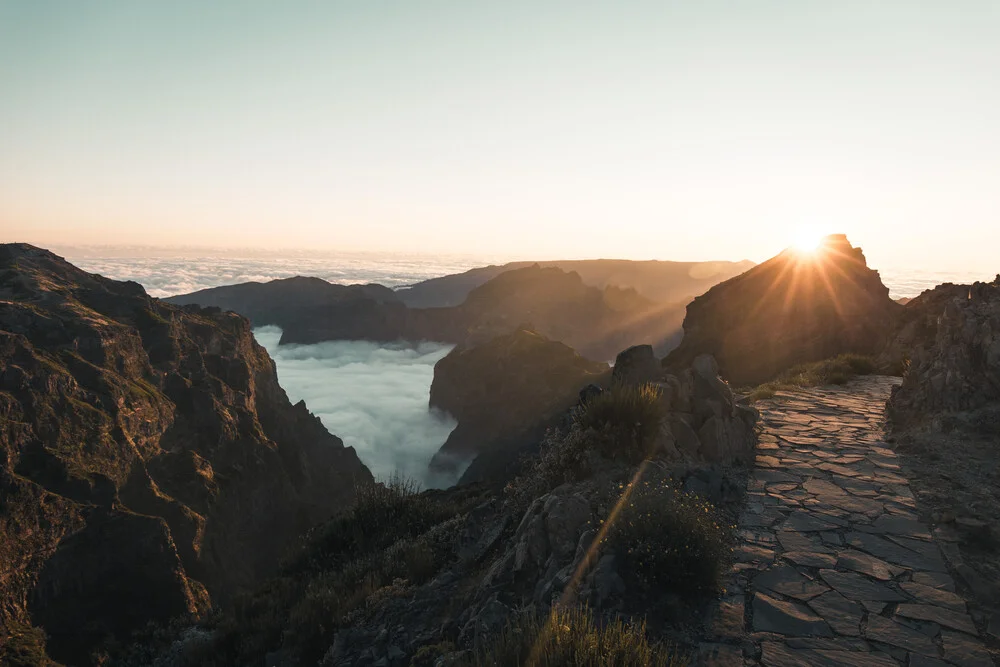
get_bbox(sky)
[2,1,999,271]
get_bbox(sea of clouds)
[254,326,461,488]
[63,251,496,299]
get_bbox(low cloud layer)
[254,326,459,487]
[66,254,489,298]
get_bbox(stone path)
[701,376,995,667]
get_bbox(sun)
[793,228,825,253]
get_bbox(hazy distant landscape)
[65,250,993,300]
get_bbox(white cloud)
[65,254,488,298]
[254,327,459,488]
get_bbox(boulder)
[650,355,757,465]
[665,234,900,386]
[611,344,661,386]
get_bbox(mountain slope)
[170,264,689,361]
[665,234,899,386]
[395,258,757,308]
[0,244,372,664]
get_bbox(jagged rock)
[885,276,1000,428]
[458,597,512,647]
[0,244,372,664]
[666,234,900,386]
[611,344,661,386]
[651,355,757,465]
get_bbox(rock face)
[652,354,759,465]
[428,329,608,480]
[885,276,1000,426]
[0,244,372,663]
[170,265,689,361]
[665,234,900,386]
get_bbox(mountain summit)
[665,234,900,386]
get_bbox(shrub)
[196,477,471,666]
[0,621,57,667]
[411,641,457,666]
[574,383,666,461]
[286,475,461,575]
[468,605,685,666]
[504,426,606,511]
[601,476,729,597]
[744,353,878,402]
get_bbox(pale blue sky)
[1,1,998,271]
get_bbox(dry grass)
[743,353,878,403]
[573,383,666,461]
[467,605,686,667]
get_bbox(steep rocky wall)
[886,276,1000,427]
[0,244,372,664]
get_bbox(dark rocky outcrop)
[395,258,756,308]
[610,344,661,387]
[428,330,609,481]
[650,354,758,465]
[666,234,900,386]
[171,264,689,361]
[885,276,1000,428]
[0,244,372,664]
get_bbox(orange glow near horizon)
[793,227,826,253]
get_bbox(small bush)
[504,426,606,511]
[601,476,729,597]
[286,475,460,575]
[198,477,470,666]
[0,622,57,667]
[468,605,685,667]
[743,353,878,402]
[411,641,457,666]
[574,383,666,461]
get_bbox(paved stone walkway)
[703,376,994,667]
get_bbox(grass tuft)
[467,605,686,667]
[573,383,666,461]
[163,476,470,666]
[743,353,878,403]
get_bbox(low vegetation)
[0,621,58,667]
[467,605,686,667]
[504,426,605,511]
[573,383,666,460]
[602,476,730,598]
[743,353,878,402]
[122,477,475,667]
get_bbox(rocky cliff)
[171,265,689,361]
[665,234,899,386]
[0,244,372,664]
[428,329,609,481]
[885,276,1000,427]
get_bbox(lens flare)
[793,228,825,252]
